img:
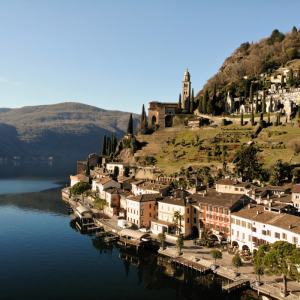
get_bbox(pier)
[222,279,249,292]
[172,257,210,274]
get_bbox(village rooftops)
[132,180,146,186]
[249,186,291,196]
[126,194,162,202]
[190,191,251,208]
[120,191,133,198]
[93,177,115,184]
[118,177,137,183]
[103,187,123,194]
[158,197,188,207]
[71,174,88,179]
[137,182,170,192]
[106,162,129,166]
[215,179,251,187]
[291,185,300,193]
[232,204,300,235]
[261,193,293,203]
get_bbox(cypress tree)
[241,113,243,126]
[292,26,297,33]
[141,105,145,129]
[251,102,254,125]
[249,83,253,103]
[178,93,182,112]
[202,90,208,114]
[207,99,214,114]
[107,139,112,156]
[270,97,273,113]
[127,114,133,135]
[198,98,203,114]
[102,135,107,156]
[190,88,194,114]
[262,90,266,113]
[86,160,90,176]
[255,90,259,114]
[106,137,111,152]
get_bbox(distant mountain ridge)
[0,102,140,160]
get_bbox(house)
[291,185,300,211]
[189,191,252,241]
[70,174,89,187]
[126,194,162,228]
[106,163,129,176]
[151,197,192,237]
[118,177,138,191]
[231,204,300,252]
[215,179,251,195]
[92,177,121,198]
[132,181,170,196]
[119,191,132,218]
[249,186,291,204]
[103,187,122,217]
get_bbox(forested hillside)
[195,27,300,113]
[0,102,140,160]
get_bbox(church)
[148,69,191,129]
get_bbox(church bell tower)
[182,69,191,111]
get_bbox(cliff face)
[0,102,140,160]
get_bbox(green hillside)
[0,102,140,160]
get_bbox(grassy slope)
[136,121,300,174]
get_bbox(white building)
[231,204,300,252]
[70,174,89,187]
[92,177,121,198]
[106,163,128,175]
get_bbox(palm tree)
[173,211,180,235]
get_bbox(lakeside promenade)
[95,214,300,300]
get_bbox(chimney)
[289,224,292,230]
[269,201,272,207]
[248,204,251,209]
[278,194,281,198]
[267,194,269,199]
[257,210,259,215]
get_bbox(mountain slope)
[0,102,140,160]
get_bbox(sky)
[1,0,300,114]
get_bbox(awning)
[151,219,175,227]
[76,205,92,215]
[120,229,150,239]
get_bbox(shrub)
[273,121,278,127]
[259,120,265,128]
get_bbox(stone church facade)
[148,69,191,129]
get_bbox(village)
[62,66,300,300]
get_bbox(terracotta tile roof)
[262,194,293,203]
[190,192,251,208]
[96,177,114,185]
[291,185,300,193]
[104,187,123,194]
[158,197,188,207]
[216,179,236,185]
[232,204,300,235]
[127,194,162,202]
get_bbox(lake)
[0,160,262,300]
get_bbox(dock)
[172,257,210,273]
[222,279,249,292]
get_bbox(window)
[222,226,225,232]
[194,218,196,223]
[267,230,271,236]
[242,221,246,228]
[231,218,235,224]
[187,218,190,224]
[240,188,244,192]
[295,195,300,200]
[232,229,234,235]
[187,208,189,213]
[293,236,298,244]
[248,223,252,229]
[149,213,152,217]
[227,217,230,222]
[242,233,245,240]
[194,208,196,213]
[216,225,220,231]
[262,230,266,236]
[220,208,223,214]
[236,219,240,226]
[282,233,287,240]
[141,210,144,216]
[235,188,238,191]
[252,227,257,232]
[275,232,280,239]
[149,204,152,209]
[248,235,251,242]
[227,227,230,233]
[200,212,204,218]
[237,231,239,237]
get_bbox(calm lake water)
[0,161,262,300]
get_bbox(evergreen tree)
[141,105,145,129]
[202,90,208,114]
[241,113,243,126]
[207,99,214,114]
[106,137,111,152]
[255,90,259,113]
[86,161,90,176]
[127,114,133,135]
[292,26,297,33]
[249,83,253,103]
[270,97,273,112]
[198,98,203,114]
[113,166,119,180]
[213,83,217,109]
[107,139,112,156]
[178,93,182,112]
[251,102,254,125]
[102,135,107,156]
[190,88,194,114]
[281,73,284,87]
[262,90,266,113]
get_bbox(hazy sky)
[1,0,300,113]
